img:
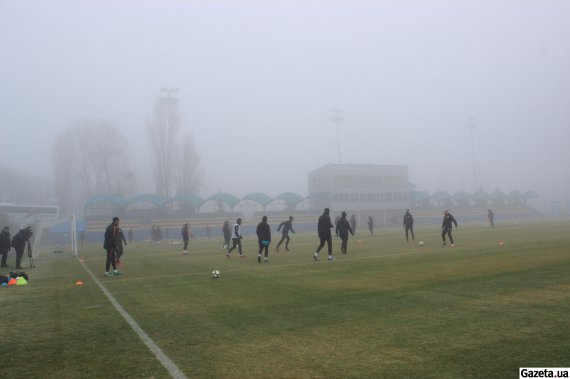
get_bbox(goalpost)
[70,213,78,257]
[29,213,79,265]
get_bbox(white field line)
[77,257,188,379]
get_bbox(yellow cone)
[16,277,28,285]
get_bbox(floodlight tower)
[330,108,343,164]
[467,117,477,192]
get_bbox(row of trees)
[52,92,202,212]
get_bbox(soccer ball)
[211,270,221,279]
[419,241,424,247]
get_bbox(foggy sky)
[1,0,569,208]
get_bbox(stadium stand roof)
[507,190,522,200]
[490,188,506,200]
[168,194,204,207]
[275,192,305,205]
[431,190,452,201]
[206,192,240,208]
[127,194,165,207]
[453,191,472,201]
[522,190,538,200]
[84,194,127,208]
[471,189,489,201]
[410,191,431,201]
[242,192,273,207]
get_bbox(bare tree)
[177,133,203,194]
[52,119,133,212]
[147,91,180,199]
[147,90,202,198]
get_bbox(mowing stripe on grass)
[77,258,188,379]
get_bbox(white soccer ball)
[419,241,424,247]
[212,270,221,279]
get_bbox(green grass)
[2,220,570,378]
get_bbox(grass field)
[1,220,569,378]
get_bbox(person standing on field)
[181,223,190,255]
[314,208,334,262]
[488,209,495,228]
[336,211,354,254]
[276,216,295,252]
[441,210,458,247]
[103,217,122,277]
[115,226,127,264]
[368,216,374,235]
[256,216,271,263]
[226,218,245,258]
[0,226,11,268]
[403,209,415,242]
[222,220,231,250]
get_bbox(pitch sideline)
[77,257,188,379]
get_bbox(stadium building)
[307,164,410,226]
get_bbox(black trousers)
[340,237,349,254]
[405,226,414,241]
[183,238,189,250]
[442,228,454,244]
[316,236,332,254]
[116,245,124,259]
[1,250,9,266]
[228,238,242,255]
[276,234,290,250]
[106,248,117,272]
[15,247,25,268]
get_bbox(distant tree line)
[52,92,202,213]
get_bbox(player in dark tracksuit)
[181,223,190,255]
[0,227,11,268]
[103,217,122,276]
[222,221,231,250]
[336,211,354,254]
[256,216,271,263]
[314,208,334,261]
[276,216,295,252]
[116,227,127,264]
[441,210,458,246]
[403,209,415,242]
[488,209,495,228]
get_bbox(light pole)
[466,117,477,191]
[330,108,343,164]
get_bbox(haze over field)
[1,0,569,210]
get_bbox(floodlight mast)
[330,108,343,164]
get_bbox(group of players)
[222,208,459,264]
[102,209,461,275]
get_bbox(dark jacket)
[117,228,127,247]
[11,228,32,251]
[256,221,271,242]
[0,230,11,253]
[442,214,458,229]
[277,220,295,235]
[318,213,333,239]
[403,212,414,227]
[103,223,117,250]
[336,217,354,239]
[181,226,189,241]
